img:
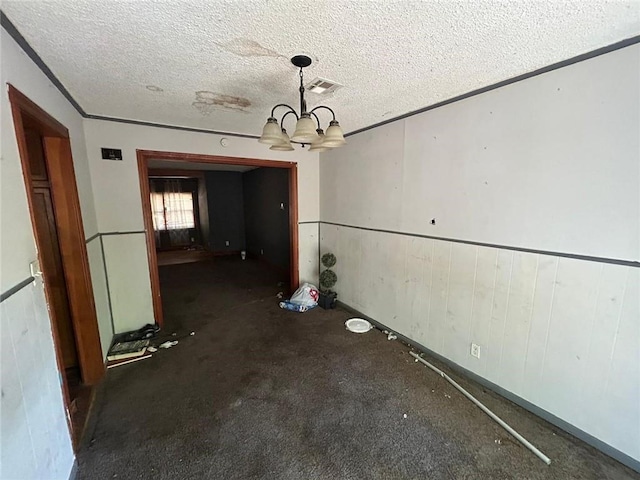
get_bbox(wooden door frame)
[137,150,299,328]
[8,85,104,388]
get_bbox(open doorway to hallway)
[136,151,299,328]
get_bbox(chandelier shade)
[322,120,346,148]
[258,117,283,145]
[269,128,294,151]
[308,129,328,152]
[259,55,345,153]
[291,113,320,143]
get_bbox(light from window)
[150,192,195,230]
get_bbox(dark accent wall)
[197,177,210,249]
[243,168,290,271]
[205,171,246,252]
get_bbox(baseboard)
[212,250,241,257]
[337,301,640,474]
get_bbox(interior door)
[25,128,78,369]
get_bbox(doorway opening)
[137,150,299,327]
[8,85,104,448]
[147,169,211,267]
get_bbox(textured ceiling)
[3,1,639,136]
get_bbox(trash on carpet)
[382,329,398,340]
[276,291,284,299]
[106,327,196,368]
[106,322,161,365]
[120,323,160,342]
[107,339,149,362]
[345,318,373,333]
[403,413,407,419]
[279,282,319,312]
[279,301,309,312]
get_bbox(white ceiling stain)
[2,1,639,136]
[214,38,285,58]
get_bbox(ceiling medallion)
[258,55,346,152]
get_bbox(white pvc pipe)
[106,354,152,369]
[409,351,551,465]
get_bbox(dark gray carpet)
[78,257,638,480]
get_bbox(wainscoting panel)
[320,223,639,463]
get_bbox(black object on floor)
[318,291,338,309]
[77,257,638,480]
[116,323,160,342]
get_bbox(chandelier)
[258,55,346,152]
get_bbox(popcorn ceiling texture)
[2,0,639,135]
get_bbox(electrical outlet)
[225,240,230,247]
[471,343,481,359]
[260,249,264,255]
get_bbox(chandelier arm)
[309,111,321,129]
[310,105,337,121]
[279,110,304,146]
[280,110,298,128]
[270,104,298,119]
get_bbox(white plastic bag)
[288,282,320,307]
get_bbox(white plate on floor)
[345,318,373,333]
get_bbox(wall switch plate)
[30,259,42,285]
[225,240,230,246]
[260,249,264,255]
[101,148,123,160]
[30,259,42,277]
[471,343,481,359]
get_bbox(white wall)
[87,238,113,356]
[0,282,75,479]
[102,233,153,334]
[320,44,640,464]
[83,119,320,333]
[1,28,104,479]
[323,47,639,263]
[1,31,100,291]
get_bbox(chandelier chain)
[258,54,345,151]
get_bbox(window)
[150,191,196,230]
